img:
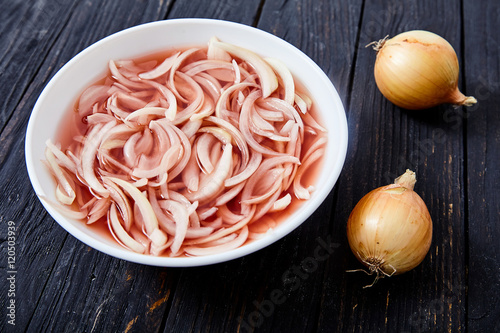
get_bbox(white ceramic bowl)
[25,19,348,267]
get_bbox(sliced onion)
[139,51,180,79]
[132,144,181,179]
[103,177,133,230]
[124,107,169,124]
[184,206,255,245]
[211,41,278,98]
[169,48,200,103]
[192,73,222,103]
[265,57,295,105]
[215,82,257,119]
[225,151,262,187]
[207,36,232,62]
[270,193,292,212]
[109,60,148,90]
[183,59,235,77]
[80,121,116,197]
[205,116,250,167]
[196,133,217,174]
[293,148,324,200]
[108,204,146,254]
[181,149,201,192]
[104,176,163,245]
[145,81,178,121]
[184,226,248,256]
[239,91,285,156]
[78,85,111,117]
[39,195,88,220]
[87,198,111,224]
[215,181,246,206]
[186,143,233,203]
[45,139,76,173]
[161,199,189,256]
[44,147,76,205]
[171,72,204,125]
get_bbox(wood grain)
[0,0,498,332]
[323,0,467,332]
[463,0,500,331]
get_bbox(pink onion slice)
[186,142,233,203]
[215,82,257,119]
[132,144,181,179]
[171,72,204,125]
[265,57,295,105]
[104,176,166,248]
[270,193,292,212]
[224,151,262,187]
[78,85,111,117]
[207,36,232,62]
[139,51,180,79]
[196,133,217,174]
[144,81,178,121]
[239,91,286,157]
[44,147,76,205]
[184,206,255,246]
[183,226,248,256]
[192,73,222,104]
[160,199,189,256]
[205,116,250,167]
[87,198,111,224]
[45,37,328,258]
[210,41,278,98]
[39,195,88,220]
[293,148,324,200]
[109,60,148,90]
[214,181,246,206]
[169,48,200,103]
[103,177,133,230]
[181,149,201,192]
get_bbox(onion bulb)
[346,170,432,287]
[369,30,476,110]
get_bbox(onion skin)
[372,30,476,110]
[346,170,432,283]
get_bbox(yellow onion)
[346,170,432,287]
[370,30,476,110]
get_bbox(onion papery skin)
[373,30,475,110]
[346,181,432,276]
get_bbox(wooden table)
[1,0,498,332]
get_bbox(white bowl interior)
[25,19,348,267]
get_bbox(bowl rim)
[25,18,348,267]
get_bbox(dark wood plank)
[318,0,467,332]
[0,1,172,332]
[207,0,364,332]
[168,0,262,25]
[463,0,500,331]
